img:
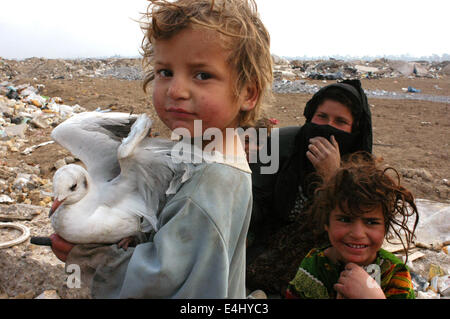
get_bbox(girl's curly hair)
[308,152,419,261]
[140,0,273,127]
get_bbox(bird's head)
[49,164,89,217]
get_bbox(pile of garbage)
[0,57,143,81]
[1,56,449,83]
[0,81,87,207]
[0,81,93,299]
[272,79,450,104]
[273,56,450,81]
[383,199,450,299]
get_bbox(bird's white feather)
[50,112,196,244]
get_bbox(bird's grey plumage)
[50,112,195,244]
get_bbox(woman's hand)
[306,135,341,180]
[50,233,75,262]
[334,263,386,299]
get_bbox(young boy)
[50,0,272,298]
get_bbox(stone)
[31,115,50,129]
[419,168,433,181]
[65,156,76,164]
[0,194,14,203]
[4,123,27,138]
[355,65,379,73]
[437,186,449,200]
[11,290,35,299]
[34,290,61,299]
[54,159,66,170]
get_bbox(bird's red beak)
[49,199,64,217]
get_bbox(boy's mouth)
[167,107,194,114]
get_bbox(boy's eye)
[157,69,172,77]
[195,72,212,80]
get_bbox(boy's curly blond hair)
[140,0,273,127]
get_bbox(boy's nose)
[167,77,190,100]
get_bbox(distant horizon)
[2,53,449,63]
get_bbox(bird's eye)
[70,184,77,191]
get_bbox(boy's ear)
[240,83,259,111]
[324,224,329,232]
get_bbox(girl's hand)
[50,233,75,262]
[306,135,340,180]
[334,263,386,299]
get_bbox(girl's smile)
[324,204,385,266]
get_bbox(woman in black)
[247,79,373,295]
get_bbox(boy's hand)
[50,233,75,262]
[334,263,386,299]
[306,135,340,180]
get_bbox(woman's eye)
[195,72,212,80]
[337,119,350,125]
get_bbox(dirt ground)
[6,76,450,203]
[1,73,449,298]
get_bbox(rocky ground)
[0,57,449,299]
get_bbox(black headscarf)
[303,79,372,153]
[275,79,373,222]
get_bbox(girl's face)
[152,27,256,137]
[311,100,353,133]
[325,204,385,266]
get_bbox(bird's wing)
[51,111,138,183]
[132,138,199,232]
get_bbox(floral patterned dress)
[286,247,415,299]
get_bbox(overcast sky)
[0,0,448,59]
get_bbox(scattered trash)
[437,275,450,296]
[407,86,421,93]
[428,264,446,281]
[268,118,279,125]
[413,199,450,248]
[0,222,31,249]
[21,141,54,155]
[417,290,440,299]
[411,271,429,292]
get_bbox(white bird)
[49,112,194,247]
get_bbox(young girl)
[285,152,419,299]
[50,0,272,298]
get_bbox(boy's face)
[325,204,385,266]
[152,27,254,137]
